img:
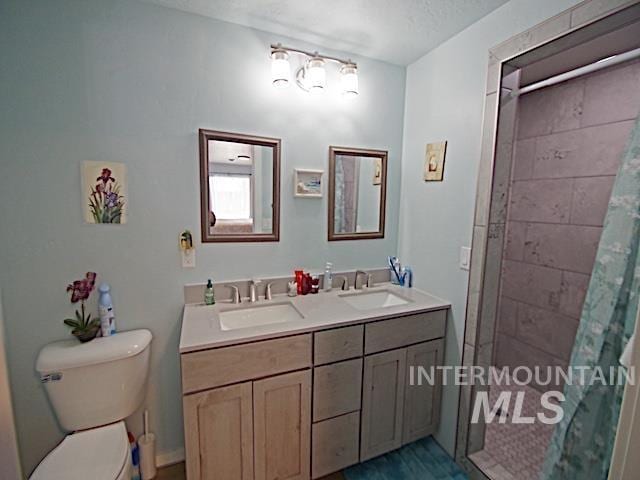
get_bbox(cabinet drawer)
[312,412,360,479]
[313,358,362,421]
[364,310,446,354]
[314,325,363,365]
[181,334,312,393]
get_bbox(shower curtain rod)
[512,46,640,96]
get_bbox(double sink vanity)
[179,273,450,480]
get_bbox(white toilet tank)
[36,329,152,431]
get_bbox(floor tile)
[344,437,467,480]
[156,462,186,480]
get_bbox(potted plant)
[64,272,100,342]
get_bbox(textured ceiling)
[141,0,509,65]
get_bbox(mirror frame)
[199,129,281,243]
[328,146,388,241]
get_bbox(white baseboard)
[156,448,185,468]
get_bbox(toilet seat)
[30,421,131,480]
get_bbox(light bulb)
[271,49,290,88]
[340,63,358,97]
[306,57,326,93]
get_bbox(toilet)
[31,329,152,480]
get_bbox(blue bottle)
[98,283,116,336]
[402,267,413,288]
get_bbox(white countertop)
[179,284,450,353]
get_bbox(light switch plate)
[181,249,196,268]
[460,246,471,271]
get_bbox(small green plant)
[64,272,100,342]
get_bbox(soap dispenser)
[324,262,333,292]
[204,279,215,305]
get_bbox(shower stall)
[455,3,640,479]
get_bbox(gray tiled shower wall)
[494,58,640,390]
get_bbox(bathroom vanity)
[180,283,449,480]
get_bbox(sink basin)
[219,302,304,331]
[340,290,411,310]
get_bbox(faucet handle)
[227,285,241,304]
[265,282,274,300]
[366,273,374,288]
[335,275,349,291]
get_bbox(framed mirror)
[328,146,387,241]
[199,129,280,242]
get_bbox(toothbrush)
[388,256,404,285]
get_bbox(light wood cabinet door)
[402,339,444,444]
[254,370,311,480]
[360,349,406,461]
[183,382,254,480]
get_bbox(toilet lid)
[30,421,129,480]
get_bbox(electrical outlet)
[181,249,196,268]
[460,246,471,271]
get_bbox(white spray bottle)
[98,283,116,336]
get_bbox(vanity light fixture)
[305,57,326,93]
[340,63,358,97]
[270,47,291,87]
[270,43,358,96]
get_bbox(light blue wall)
[399,0,583,455]
[0,0,405,473]
[0,289,23,479]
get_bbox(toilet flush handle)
[40,373,63,383]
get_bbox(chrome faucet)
[249,279,261,302]
[335,275,349,291]
[355,270,373,290]
[227,285,241,304]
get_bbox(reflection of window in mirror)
[209,175,251,221]
[200,130,280,242]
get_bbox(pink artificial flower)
[66,272,97,303]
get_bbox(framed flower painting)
[82,161,127,224]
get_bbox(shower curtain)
[541,115,640,479]
[334,159,347,233]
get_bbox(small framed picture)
[294,169,323,198]
[424,141,447,182]
[82,161,128,224]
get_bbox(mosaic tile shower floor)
[469,382,555,480]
